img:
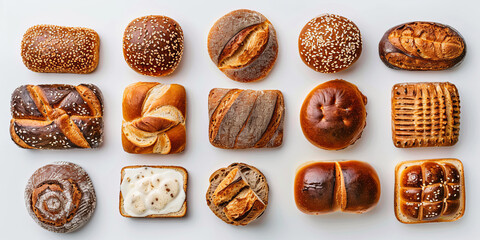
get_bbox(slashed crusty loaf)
[392,82,460,148]
[379,22,466,70]
[206,163,268,225]
[122,82,186,154]
[294,161,380,214]
[21,25,99,73]
[394,159,465,223]
[208,88,284,149]
[208,9,278,82]
[10,84,104,149]
[119,166,187,218]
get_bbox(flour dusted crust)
[25,162,96,233]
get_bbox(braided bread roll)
[10,84,104,149]
[122,82,186,154]
[25,162,96,233]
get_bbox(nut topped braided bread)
[10,84,104,149]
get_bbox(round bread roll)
[123,15,184,77]
[299,14,362,73]
[300,79,367,150]
[206,163,268,225]
[25,162,96,233]
[294,161,380,214]
[207,9,278,82]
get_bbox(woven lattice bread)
[10,84,104,149]
[122,82,186,154]
[21,25,99,73]
[395,159,465,223]
[391,82,460,148]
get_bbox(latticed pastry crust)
[391,82,460,148]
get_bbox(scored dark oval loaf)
[208,88,284,149]
[10,84,104,149]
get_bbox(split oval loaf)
[300,79,367,150]
[208,88,284,149]
[21,25,99,73]
[294,161,380,215]
[10,84,104,149]
[379,21,466,70]
[121,82,186,154]
[394,158,465,224]
[206,163,268,225]
[207,9,278,82]
[25,162,96,233]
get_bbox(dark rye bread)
[10,84,104,149]
[206,163,268,225]
[208,88,284,149]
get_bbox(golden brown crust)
[299,14,362,73]
[121,82,186,154]
[21,25,99,74]
[207,9,278,82]
[300,79,367,150]
[394,159,465,224]
[379,22,466,70]
[123,15,184,76]
[119,165,187,218]
[391,82,460,148]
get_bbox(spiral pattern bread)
[122,82,186,154]
[10,84,104,149]
[25,162,96,233]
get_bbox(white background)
[0,0,477,239]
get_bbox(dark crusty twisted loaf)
[208,88,284,149]
[10,84,104,149]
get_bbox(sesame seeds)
[123,15,184,76]
[21,25,99,74]
[299,14,362,73]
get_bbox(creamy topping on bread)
[121,167,185,217]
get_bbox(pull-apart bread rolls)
[395,159,465,223]
[294,161,380,215]
[122,82,186,154]
[120,166,187,218]
[123,15,184,76]
[392,82,460,148]
[379,22,466,70]
[21,25,99,73]
[10,84,104,149]
[25,162,96,233]
[206,163,268,225]
[208,88,284,149]
[208,9,278,82]
[300,80,367,150]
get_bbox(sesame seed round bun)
[299,14,362,73]
[123,15,184,77]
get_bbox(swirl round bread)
[300,79,367,150]
[207,9,278,82]
[299,14,362,73]
[379,22,466,70]
[25,162,96,233]
[123,15,184,76]
[294,161,380,214]
[206,163,268,225]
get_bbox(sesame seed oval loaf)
[10,84,104,149]
[206,163,268,226]
[21,25,99,74]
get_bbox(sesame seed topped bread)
[394,159,465,223]
[299,14,362,73]
[206,163,268,226]
[208,9,278,82]
[119,166,187,218]
[123,15,184,77]
[21,25,99,74]
[10,84,104,149]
